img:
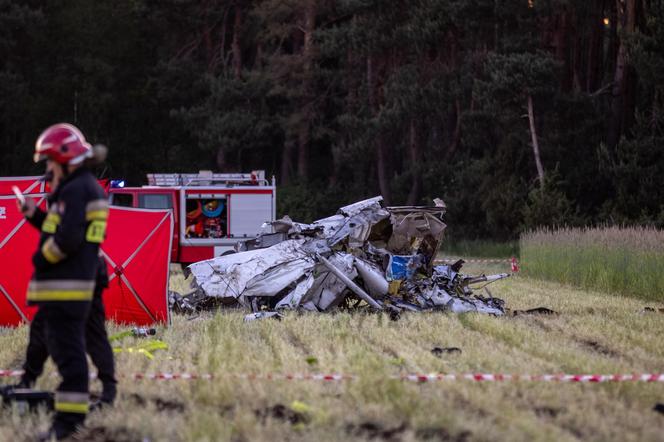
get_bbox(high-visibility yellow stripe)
[29,280,95,291]
[42,213,61,234]
[86,210,109,221]
[86,220,107,243]
[55,402,89,414]
[55,391,89,414]
[41,244,60,264]
[41,238,66,264]
[27,290,93,301]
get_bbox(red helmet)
[34,123,92,165]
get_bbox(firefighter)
[0,143,117,415]
[11,255,117,408]
[19,123,109,440]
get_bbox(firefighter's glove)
[17,197,36,218]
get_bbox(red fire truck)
[108,170,276,263]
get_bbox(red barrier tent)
[102,208,173,325]
[0,180,172,326]
[0,194,44,325]
[0,176,45,196]
[0,176,106,197]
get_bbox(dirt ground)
[1,262,663,442]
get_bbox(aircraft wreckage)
[174,197,510,318]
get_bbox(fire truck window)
[111,193,133,207]
[138,194,173,210]
[186,198,227,239]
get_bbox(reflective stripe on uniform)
[86,210,109,221]
[28,280,96,291]
[27,290,93,301]
[85,199,109,221]
[55,391,89,414]
[42,211,61,234]
[41,237,66,264]
[85,199,109,243]
[27,279,95,302]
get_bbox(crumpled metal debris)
[244,311,284,322]
[185,196,509,315]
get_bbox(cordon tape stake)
[1,370,662,383]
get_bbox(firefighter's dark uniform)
[25,167,109,435]
[20,256,117,404]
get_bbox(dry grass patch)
[0,263,663,441]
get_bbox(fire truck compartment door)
[230,194,273,237]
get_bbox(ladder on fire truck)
[146,170,273,187]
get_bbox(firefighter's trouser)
[40,301,91,432]
[83,290,117,402]
[22,292,117,403]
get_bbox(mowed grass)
[521,227,664,301]
[0,263,663,442]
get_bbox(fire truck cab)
[108,170,276,264]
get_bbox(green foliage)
[174,73,283,169]
[0,0,662,241]
[0,0,43,175]
[277,180,369,223]
[440,239,519,259]
[477,51,559,106]
[521,171,579,230]
[598,112,664,226]
[277,182,333,223]
[626,1,664,97]
[521,227,664,301]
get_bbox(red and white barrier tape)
[436,259,510,263]
[394,373,664,383]
[236,373,664,383]
[2,370,661,383]
[435,258,519,264]
[435,257,520,272]
[133,373,214,380]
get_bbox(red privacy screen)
[0,179,172,326]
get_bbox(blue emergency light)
[110,180,125,188]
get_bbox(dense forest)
[0,0,662,239]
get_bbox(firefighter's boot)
[100,381,116,405]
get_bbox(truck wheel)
[221,250,236,256]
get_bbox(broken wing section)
[188,239,316,307]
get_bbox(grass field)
[1,262,663,442]
[521,227,664,301]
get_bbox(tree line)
[1,0,662,239]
